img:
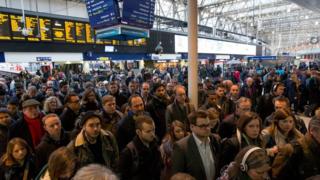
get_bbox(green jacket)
[68,129,119,171]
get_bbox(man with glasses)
[68,111,119,170]
[218,97,252,139]
[172,110,219,180]
[60,92,81,131]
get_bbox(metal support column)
[188,0,198,108]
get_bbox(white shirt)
[192,133,215,180]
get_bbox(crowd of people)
[0,63,319,180]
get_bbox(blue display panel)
[85,0,120,29]
[122,0,155,29]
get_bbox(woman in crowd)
[219,146,270,180]
[262,108,304,157]
[0,138,36,180]
[36,147,77,180]
[80,88,100,112]
[219,112,264,171]
[160,120,187,179]
[42,96,63,116]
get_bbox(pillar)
[188,0,198,108]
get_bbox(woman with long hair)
[262,108,304,157]
[160,120,187,179]
[43,96,63,116]
[219,112,265,172]
[0,138,36,180]
[80,88,100,112]
[219,146,271,180]
[36,147,77,180]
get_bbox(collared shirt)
[192,133,215,180]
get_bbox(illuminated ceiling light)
[287,8,291,13]
[305,15,309,19]
[315,21,319,25]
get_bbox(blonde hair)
[72,164,118,180]
[43,96,62,113]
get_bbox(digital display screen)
[0,13,11,40]
[39,18,52,41]
[65,21,76,43]
[10,14,25,40]
[52,19,65,42]
[25,16,40,41]
[76,22,86,43]
[85,0,120,29]
[85,23,94,43]
[122,0,155,29]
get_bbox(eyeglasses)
[70,100,80,104]
[195,123,210,129]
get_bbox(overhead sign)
[52,19,65,42]
[175,35,256,56]
[151,54,181,60]
[76,22,86,43]
[122,0,155,29]
[25,16,40,42]
[0,13,11,40]
[39,18,52,41]
[10,15,25,40]
[65,21,76,43]
[85,0,120,29]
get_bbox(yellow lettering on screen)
[0,13,11,40]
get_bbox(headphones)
[240,147,262,172]
[272,82,284,92]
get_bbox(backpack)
[127,141,139,175]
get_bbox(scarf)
[24,114,45,148]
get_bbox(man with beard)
[117,95,148,151]
[146,83,169,142]
[68,111,119,170]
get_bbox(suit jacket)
[172,134,219,180]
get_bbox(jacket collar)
[74,129,109,147]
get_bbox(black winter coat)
[60,107,79,132]
[0,156,36,180]
[0,124,9,157]
[118,136,162,180]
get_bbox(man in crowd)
[257,82,285,120]
[107,81,127,109]
[36,113,70,169]
[118,115,161,179]
[0,108,11,157]
[117,95,147,151]
[141,82,151,106]
[60,92,81,131]
[166,85,195,131]
[172,110,219,180]
[100,95,123,136]
[218,97,252,139]
[146,83,168,142]
[9,99,45,150]
[68,111,119,170]
[6,99,21,121]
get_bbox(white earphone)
[240,147,262,172]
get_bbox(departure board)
[85,0,120,29]
[65,21,76,43]
[76,22,86,43]
[85,23,94,43]
[122,0,155,29]
[52,19,65,42]
[39,18,52,41]
[10,15,25,40]
[25,16,40,41]
[0,13,11,40]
